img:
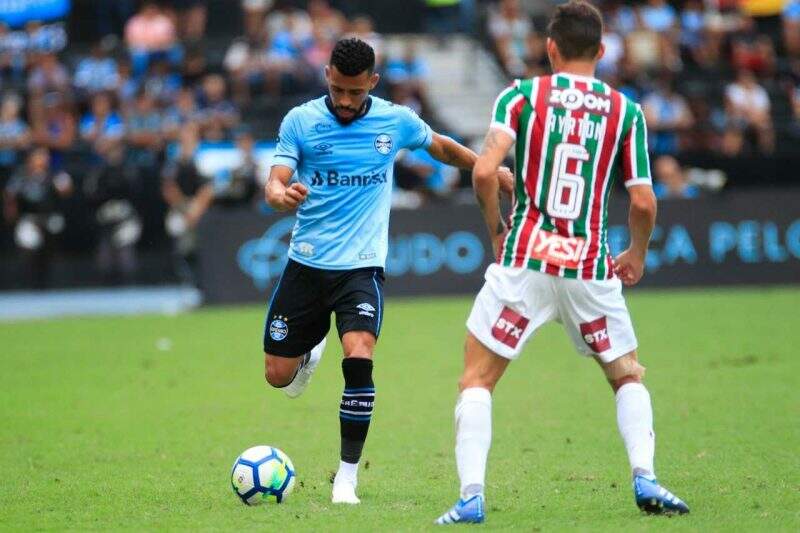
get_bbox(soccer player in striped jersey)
[435,1,689,524]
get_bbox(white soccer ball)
[230,445,296,505]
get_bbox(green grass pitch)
[1,287,799,531]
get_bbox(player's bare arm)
[265,165,308,211]
[426,132,514,195]
[426,133,478,170]
[614,185,657,286]
[472,127,515,256]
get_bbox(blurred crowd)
[487,0,800,165]
[4,0,798,289]
[0,0,438,288]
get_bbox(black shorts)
[263,259,385,357]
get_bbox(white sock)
[455,387,492,499]
[334,460,358,486]
[616,382,655,478]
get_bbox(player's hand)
[280,183,308,210]
[613,248,646,286]
[497,166,514,196]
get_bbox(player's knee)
[264,355,295,388]
[601,352,646,392]
[341,331,375,358]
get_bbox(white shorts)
[466,264,638,363]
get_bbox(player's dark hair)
[330,37,375,76]
[548,0,603,61]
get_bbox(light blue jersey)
[272,96,434,269]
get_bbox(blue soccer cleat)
[634,475,690,515]
[435,494,485,525]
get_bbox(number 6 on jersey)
[546,143,589,220]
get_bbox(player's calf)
[458,334,509,392]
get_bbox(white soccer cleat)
[331,480,361,504]
[284,337,326,399]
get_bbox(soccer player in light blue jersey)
[262,37,512,504]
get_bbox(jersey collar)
[325,95,373,126]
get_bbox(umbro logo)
[313,142,333,155]
[357,303,376,317]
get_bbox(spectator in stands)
[164,87,202,141]
[181,43,208,87]
[242,0,273,39]
[216,127,259,206]
[303,21,337,89]
[785,0,800,57]
[126,89,164,172]
[678,0,708,67]
[115,57,139,110]
[643,74,694,156]
[683,94,717,153]
[83,143,142,285]
[80,92,126,162]
[307,0,346,40]
[731,16,776,77]
[197,74,239,141]
[30,93,76,170]
[606,0,638,36]
[225,29,270,103]
[265,10,315,95]
[0,22,28,86]
[724,68,775,154]
[26,21,67,54]
[27,52,71,98]
[74,39,119,100]
[143,57,182,106]
[598,18,624,78]
[639,0,678,35]
[652,155,700,200]
[488,0,532,77]
[3,147,73,288]
[624,11,676,73]
[385,42,430,111]
[161,125,214,285]
[165,0,208,43]
[0,93,31,187]
[125,1,180,77]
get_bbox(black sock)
[339,357,374,464]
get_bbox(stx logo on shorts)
[580,316,611,353]
[491,307,530,349]
[530,229,586,269]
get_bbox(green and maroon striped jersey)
[490,72,652,280]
